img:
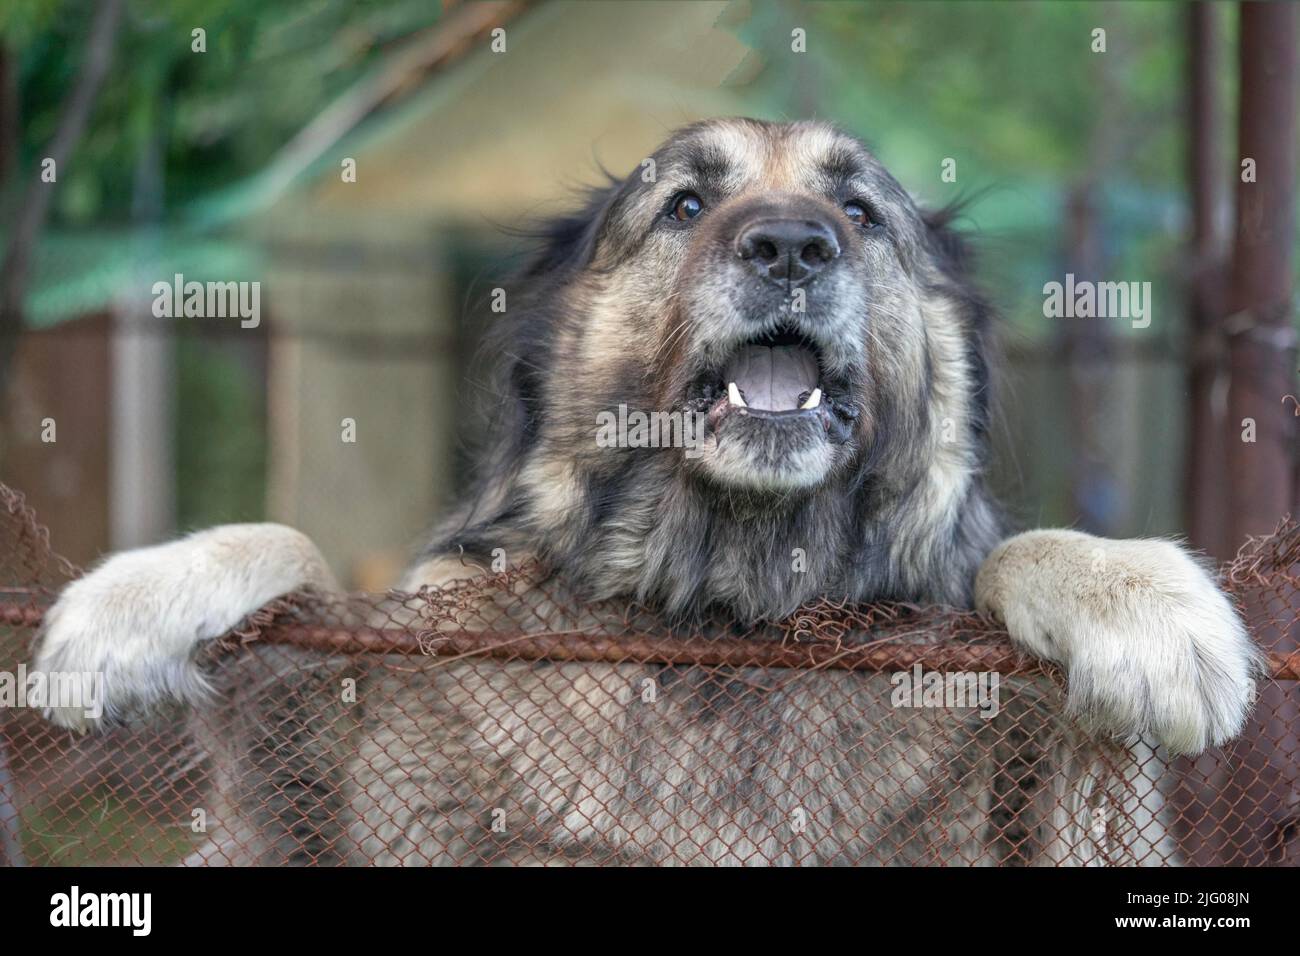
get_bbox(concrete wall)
[262,213,458,587]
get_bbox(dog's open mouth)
[688,327,857,442]
[725,339,822,412]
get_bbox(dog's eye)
[671,192,704,221]
[842,201,871,226]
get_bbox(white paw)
[976,530,1263,756]
[32,524,335,732]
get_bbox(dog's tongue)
[725,345,820,410]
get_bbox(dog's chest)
[347,661,1003,865]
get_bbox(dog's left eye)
[671,192,704,221]
[842,201,871,226]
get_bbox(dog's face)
[445,119,1001,617]
[567,119,942,492]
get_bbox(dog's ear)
[521,178,625,279]
[922,199,978,280]
[469,176,628,491]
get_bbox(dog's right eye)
[670,192,704,221]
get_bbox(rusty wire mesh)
[1,483,1297,866]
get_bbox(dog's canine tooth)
[801,387,822,410]
[728,382,747,407]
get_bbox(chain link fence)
[1,483,1297,865]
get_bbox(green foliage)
[4,0,444,225]
[0,0,63,44]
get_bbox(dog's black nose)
[735,218,840,287]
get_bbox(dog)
[32,118,1261,865]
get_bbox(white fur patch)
[975,530,1262,755]
[33,524,336,731]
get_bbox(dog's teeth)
[801,387,822,410]
[728,382,747,407]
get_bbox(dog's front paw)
[975,530,1263,756]
[32,524,334,732]
[35,573,208,733]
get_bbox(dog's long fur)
[422,121,1003,619]
[33,120,1261,865]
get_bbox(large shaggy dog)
[34,119,1260,865]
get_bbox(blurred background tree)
[1,0,448,222]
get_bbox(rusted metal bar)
[5,599,1300,679]
[237,623,1046,675]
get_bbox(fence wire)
[1,483,1297,866]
